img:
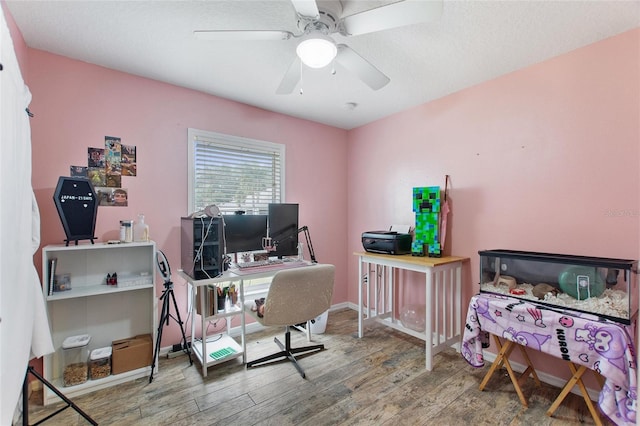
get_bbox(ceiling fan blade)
[276,57,302,94]
[194,30,293,41]
[335,44,390,90]
[290,0,319,19]
[340,0,443,36]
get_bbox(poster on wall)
[88,147,105,168]
[71,136,136,207]
[105,136,122,186]
[87,167,106,187]
[96,187,129,207]
[70,166,88,177]
[121,144,137,176]
[105,174,121,188]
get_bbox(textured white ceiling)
[6,0,640,130]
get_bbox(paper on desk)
[390,224,411,233]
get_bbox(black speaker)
[53,176,98,245]
[181,217,224,279]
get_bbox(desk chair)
[244,264,335,378]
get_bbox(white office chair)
[244,264,335,378]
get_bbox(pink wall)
[25,49,349,346]
[347,29,640,380]
[6,0,639,384]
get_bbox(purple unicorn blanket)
[462,293,637,425]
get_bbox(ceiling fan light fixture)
[296,33,337,69]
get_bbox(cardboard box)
[111,334,152,375]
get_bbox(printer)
[362,231,412,255]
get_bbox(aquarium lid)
[478,249,636,270]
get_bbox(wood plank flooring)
[23,308,613,425]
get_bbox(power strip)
[167,341,191,358]
[167,349,188,359]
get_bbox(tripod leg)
[25,366,97,426]
[169,289,193,365]
[149,291,169,383]
[22,367,29,426]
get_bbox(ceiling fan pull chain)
[299,60,304,95]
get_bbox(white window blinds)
[188,129,285,215]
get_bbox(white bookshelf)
[41,241,157,405]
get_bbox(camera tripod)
[22,366,96,425]
[149,251,192,383]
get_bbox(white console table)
[177,269,245,378]
[355,251,467,371]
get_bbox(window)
[187,128,285,215]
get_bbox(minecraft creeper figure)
[412,186,441,257]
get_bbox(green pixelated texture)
[413,187,441,257]
[413,186,441,213]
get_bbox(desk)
[355,251,468,371]
[462,293,637,426]
[178,261,315,377]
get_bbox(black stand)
[246,326,324,379]
[22,366,97,425]
[64,238,95,247]
[149,279,192,383]
[272,225,318,263]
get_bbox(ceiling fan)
[194,0,443,94]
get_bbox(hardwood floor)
[24,308,612,425]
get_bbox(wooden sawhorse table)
[546,361,605,425]
[478,334,541,407]
[463,293,636,424]
[479,335,605,424]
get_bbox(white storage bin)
[310,310,328,334]
[62,334,91,386]
[89,346,112,380]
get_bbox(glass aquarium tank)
[479,249,638,324]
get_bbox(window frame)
[187,128,286,216]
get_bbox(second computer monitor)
[224,214,268,254]
[268,203,299,258]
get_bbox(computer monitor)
[223,214,268,254]
[268,203,299,258]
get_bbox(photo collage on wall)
[70,136,137,207]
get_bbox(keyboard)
[237,259,284,269]
[232,260,309,275]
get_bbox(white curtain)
[0,7,54,424]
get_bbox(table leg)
[479,335,534,407]
[546,362,602,426]
[480,340,509,385]
[200,286,207,377]
[358,257,363,338]
[425,271,433,371]
[516,344,541,387]
[240,280,246,364]
[454,265,462,352]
